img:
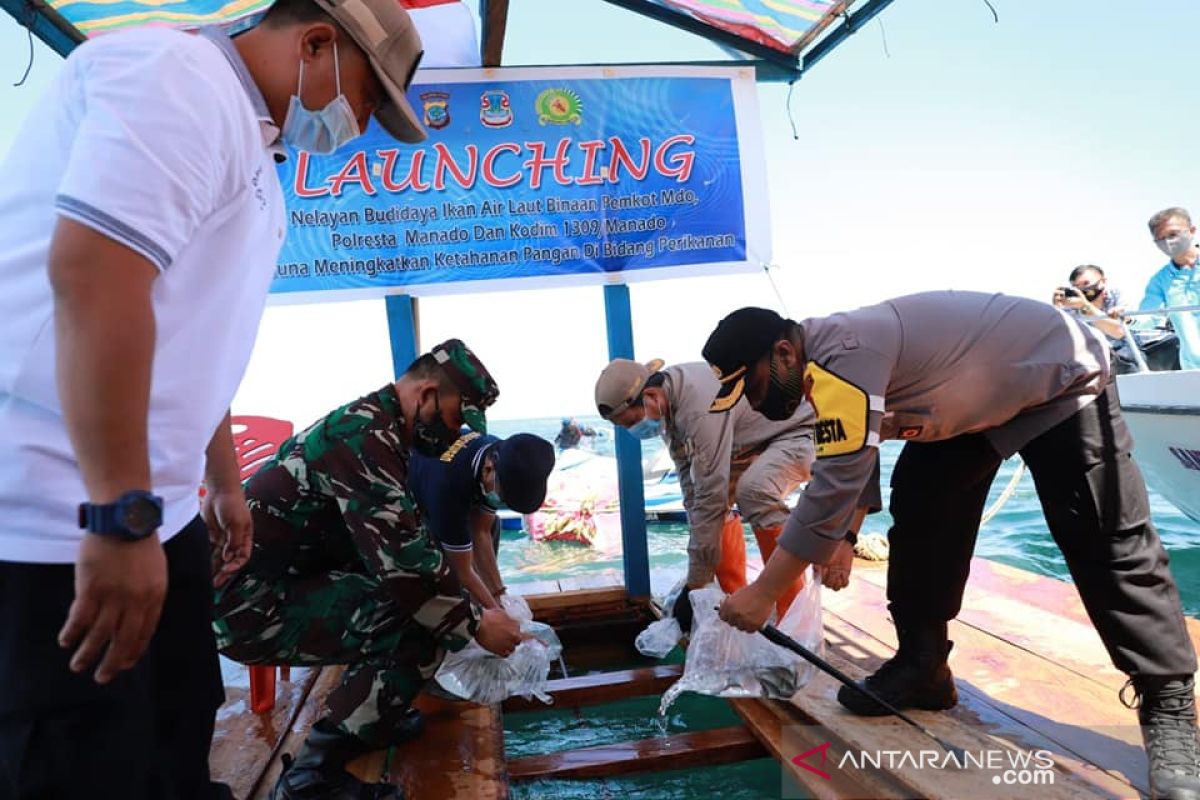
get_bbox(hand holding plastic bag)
[667,567,824,702]
[434,620,562,705]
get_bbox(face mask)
[412,392,457,458]
[1156,233,1194,260]
[1079,281,1104,302]
[281,42,361,155]
[482,490,506,511]
[627,417,664,440]
[758,354,804,421]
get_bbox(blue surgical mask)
[282,42,361,155]
[627,417,664,440]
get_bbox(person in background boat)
[213,340,524,800]
[409,432,555,609]
[1052,264,1128,320]
[705,294,1200,800]
[594,359,871,623]
[0,0,427,796]
[554,416,599,451]
[1142,206,1200,370]
[1052,264,1137,372]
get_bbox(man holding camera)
[1052,264,1127,321]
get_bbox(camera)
[1058,286,1082,298]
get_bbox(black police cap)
[702,307,791,412]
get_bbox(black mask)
[412,391,458,457]
[1080,281,1104,302]
[758,354,804,421]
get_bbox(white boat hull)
[1117,369,1200,523]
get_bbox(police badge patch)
[535,88,583,126]
[421,91,451,130]
[480,90,513,128]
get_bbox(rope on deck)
[851,458,1027,563]
[980,458,1026,527]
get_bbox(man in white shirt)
[0,1,427,797]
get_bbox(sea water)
[492,416,1200,615]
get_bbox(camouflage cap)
[429,339,499,434]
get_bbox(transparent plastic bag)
[665,567,823,703]
[500,592,534,626]
[635,578,686,658]
[434,620,562,705]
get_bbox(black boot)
[837,620,957,716]
[1127,675,1200,800]
[270,720,403,800]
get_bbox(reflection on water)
[494,418,1200,615]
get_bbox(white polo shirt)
[0,27,286,563]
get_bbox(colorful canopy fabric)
[42,0,464,38]
[644,0,840,53]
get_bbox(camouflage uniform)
[215,341,500,747]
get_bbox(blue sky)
[2,1,1197,422]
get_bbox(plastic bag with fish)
[635,578,686,658]
[434,620,562,704]
[664,567,823,705]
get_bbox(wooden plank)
[729,698,910,800]
[850,556,1200,693]
[507,725,766,781]
[249,667,346,800]
[349,693,507,800]
[503,665,683,713]
[209,665,319,800]
[816,577,1145,797]
[525,586,629,613]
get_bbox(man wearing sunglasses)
[0,0,424,797]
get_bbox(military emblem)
[480,89,513,128]
[535,88,583,125]
[421,91,451,130]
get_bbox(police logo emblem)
[480,90,513,128]
[535,88,583,126]
[421,91,451,130]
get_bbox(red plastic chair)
[228,415,295,714]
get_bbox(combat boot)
[1127,675,1200,800]
[270,720,403,800]
[837,620,957,716]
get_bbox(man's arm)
[51,218,167,685]
[471,509,505,596]
[202,411,253,588]
[678,413,736,588]
[442,548,500,610]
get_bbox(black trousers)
[0,517,226,800]
[886,381,1197,678]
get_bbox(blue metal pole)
[385,294,420,378]
[603,284,651,599]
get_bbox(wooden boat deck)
[210,560,1200,799]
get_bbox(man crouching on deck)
[704,293,1200,800]
[214,340,523,800]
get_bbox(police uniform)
[706,291,1196,680]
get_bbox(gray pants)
[730,433,814,530]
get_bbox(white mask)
[281,42,361,155]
